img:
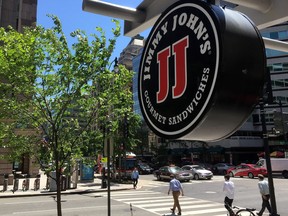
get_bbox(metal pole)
[259,99,280,216]
[279,100,287,143]
[107,134,111,216]
[82,0,145,22]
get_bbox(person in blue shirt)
[131,167,139,189]
[168,174,184,215]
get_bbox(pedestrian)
[168,174,184,215]
[223,174,235,216]
[131,167,139,189]
[257,174,272,216]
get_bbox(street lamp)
[259,98,280,216]
[277,100,287,143]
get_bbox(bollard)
[101,178,107,188]
[34,177,40,191]
[13,178,19,193]
[3,178,8,192]
[25,178,30,191]
[101,167,107,189]
[46,176,50,190]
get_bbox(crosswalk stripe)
[183,207,226,215]
[117,197,172,203]
[147,203,223,212]
[120,197,195,204]
[94,190,161,197]
[134,200,210,208]
[111,191,161,196]
[116,196,171,201]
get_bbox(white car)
[181,165,213,180]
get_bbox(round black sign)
[138,0,266,141]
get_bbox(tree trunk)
[56,162,62,216]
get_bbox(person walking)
[168,174,184,215]
[223,174,235,216]
[131,167,139,189]
[257,174,272,216]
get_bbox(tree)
[134,119,150,155]
[0,15,138,216]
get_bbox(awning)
[270,151,284,158]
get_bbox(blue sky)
[37,0,148,62]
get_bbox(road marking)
[183,207,226,215]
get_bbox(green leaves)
[0,14,124,164]
[0,14,141,180]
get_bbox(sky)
[37,0,149,62]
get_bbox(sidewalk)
[0,172,139,198]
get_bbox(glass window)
[270,32,279,39]
[261,32,270,38]
[252,114,260,123]
[278,31,288,40]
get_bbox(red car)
[227,163,267,179]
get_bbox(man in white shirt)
[223,174,235,216]
[257,174,272,216]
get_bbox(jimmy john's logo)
[139,1,219,139]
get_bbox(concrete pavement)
[0,172,148,198]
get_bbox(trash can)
[49,171,57,192]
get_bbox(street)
[0,175,287,216]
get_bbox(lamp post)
[259,98,280,216]
[278,100,287,143]
[106,57,118,216]
[123,113,128,179]
[106,119,111,216]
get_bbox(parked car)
[137,163,153,174]
[194,162,214,171]
[181,165,213,180]
[153,165,192,182]
[212,163,235,175]
[227,163,267,179]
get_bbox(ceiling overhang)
[82,0,288,52]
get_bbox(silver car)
[181,165,213,180]
[153,166,193,182]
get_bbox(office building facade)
[0,0,38,184]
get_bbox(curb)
[0,186,134,199]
